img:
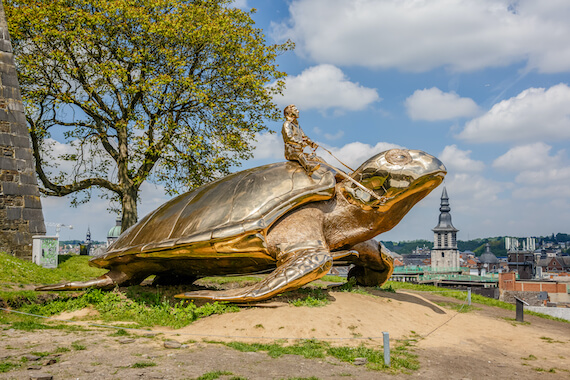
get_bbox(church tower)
[431,187,459,269]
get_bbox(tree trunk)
[121,188,138,232]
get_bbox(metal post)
[467,287,471,306]
[383,331,390,367]
[514,296,528,322]
[516,298,524,322]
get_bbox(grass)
[289,288,330,307]
[0,361,21,373]
[0,252,106,286]
[540,336,565,344]
[72,341,86,350]
[110,328,130,336]
[194,371,234,380]
[14,288,240,329]
[382,281,569,323]
[434,302,480,313]
[132,361,157,368]
[217,337,419,373]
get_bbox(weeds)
[110,329,130,337]
[540,336,565,344]
[194,371,233,380]
[219,337,419,373]
[16,289,239,329]
[72,341,86,350]
[289,288,330,307]
[132,361,157,368]
[0,361,20,373]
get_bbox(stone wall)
[0,3,45,260]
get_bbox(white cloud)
[405,88,479,121]
[324,130,344,140]
[458,83,570,143]
[274,0,570,73]
[439,145,484,173]
[231,0,249,9]
[493,142,564,171]
[251,132,283,160]
[512,184,570,200]
[272,64,380,112]
[321,141,401,170]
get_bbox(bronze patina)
[37,149,446,302]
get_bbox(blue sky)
[43,0,570,243]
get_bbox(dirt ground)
[1,289,569,379]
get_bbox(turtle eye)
[385,149,412,165]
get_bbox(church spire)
[433,186,457,232]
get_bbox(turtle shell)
[92,162,336,267]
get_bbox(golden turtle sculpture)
[37,148,446,303]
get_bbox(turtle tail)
[35,273,117,291]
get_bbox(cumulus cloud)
[439,145,484,173]
[493,142,564,171]
[251,132,283,160]
[272,64,380,112]
[274,0,570,73]
[514,167,570,186]
[458,83,570,143]
[321,141,401,169]
[405,88,480,121]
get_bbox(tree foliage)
[6,0,291,230]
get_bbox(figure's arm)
[347,239,394,286]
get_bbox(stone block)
[16,158,34,172]
[0,132,13,146]
[10,122,28,135]
[20,172,38,185]
[22,207,43,221]
[23,183,40,196]
[11,134,30,148]
[1,180,19,195]
[1,72,19,88]
[0,156,16,170]
[0,52,14,65]
[6,206,21,220]
[14,148,32,161]
[29,218,46,234]
[23,195,42,209]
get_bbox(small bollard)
[383,331,390,367]
[467,287,471,306]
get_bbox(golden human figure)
[281,104,322,174]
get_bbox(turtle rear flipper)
[175,247,333,303]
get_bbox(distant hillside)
[382,232,570,256]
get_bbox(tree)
[6,0,291,231]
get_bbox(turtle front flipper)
[175,244,333,303]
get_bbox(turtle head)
[341,149,446,211]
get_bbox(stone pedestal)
[0,3,46,260]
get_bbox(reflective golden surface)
[37,149,445,303]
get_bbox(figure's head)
[284,104,299,120]
[342,149,446,211]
